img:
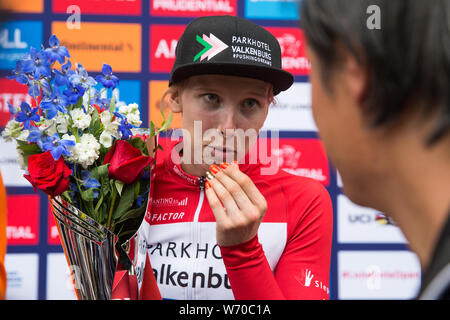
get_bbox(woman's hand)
[204,161,268,247]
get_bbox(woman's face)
[171,74,272,175]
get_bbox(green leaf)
[160,112,173,132]
[16,141,41,156]
[134,180,140,200]
[81,188,94,202]
[91,164,109,180]
[160,108,166,121]
[112,183,136,221]
[115,180,124,196]
[91,164,110,198]
[149,121,156,137]
[90,109,101,139]
[130,137,145,152]
[110,95,116,114]
[73,96,83,110]
[115,205,146,225]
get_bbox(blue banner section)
[93,79,141,109]
[0,21,43,70]
[244,0,301,20]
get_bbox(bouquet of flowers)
[2,35,171,299]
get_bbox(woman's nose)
[217,107,237,136]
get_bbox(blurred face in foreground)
[306,46,386,207]
[165,74,273,176]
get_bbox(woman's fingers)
[204,162,268,246]
[204,180,228,225]
[208,163,254,213]
[211,162,267,218]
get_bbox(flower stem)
[106,183,117,230]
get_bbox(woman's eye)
[243,98,260,109]
[203,93,219,104]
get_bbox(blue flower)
[93,97,110,110]
[15,102,40,130]
[69,63,97,89]
[95,64,119,90]
[80,170,101,189]
[27,47,52,79]
[114,112,134,140]
[80,170,101,199]
[7,60,33,85]
[41,133,75,160]
[26,126,43,144]
[44,35,70,64]
[54,60,74,87]
[7,102,18,119]
[40,90,70,119]
[63,84,86,105]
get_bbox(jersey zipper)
[187,176,205,299]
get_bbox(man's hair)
[300,0,450,145]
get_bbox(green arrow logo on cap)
[194,34,228,62]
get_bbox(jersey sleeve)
[274,179,333,299]
[220,178,333,300]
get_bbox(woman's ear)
[161,86,183,114]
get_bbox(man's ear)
[161,86,182,114]
[344,53,369,107]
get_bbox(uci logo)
[348,212,393,226]
[348,213,373,224]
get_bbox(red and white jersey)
[136,140,333,300]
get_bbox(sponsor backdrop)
[0,0,420,300]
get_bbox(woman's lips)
[206,145,237,157]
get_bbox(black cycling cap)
[169,15,294,95]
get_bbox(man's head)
[300,0,450,205]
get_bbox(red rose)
[24,151,72,197]
[104,140,154,184]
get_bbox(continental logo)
[0,0,43,13]
[149,81,182,129]
[52,22,141,72]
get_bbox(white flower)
[70,108,91,131]
[118,102,142,127]
[99,131,113,148]
[1,120,21,142]
[55,113,70,134]
[16,130,30,142]
[40,118,57,136]
[100,110,113,125]
[62,133,76,144]
[100,110,120,138]
[16,148,27,171]
[70,133,100,169]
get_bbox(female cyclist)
[140,15,333,300]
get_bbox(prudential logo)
[194,33,228,62]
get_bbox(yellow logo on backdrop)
[52,22,141,72]
[149,81,182,129]
[0,0,43,13]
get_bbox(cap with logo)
[169,15,294,95]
